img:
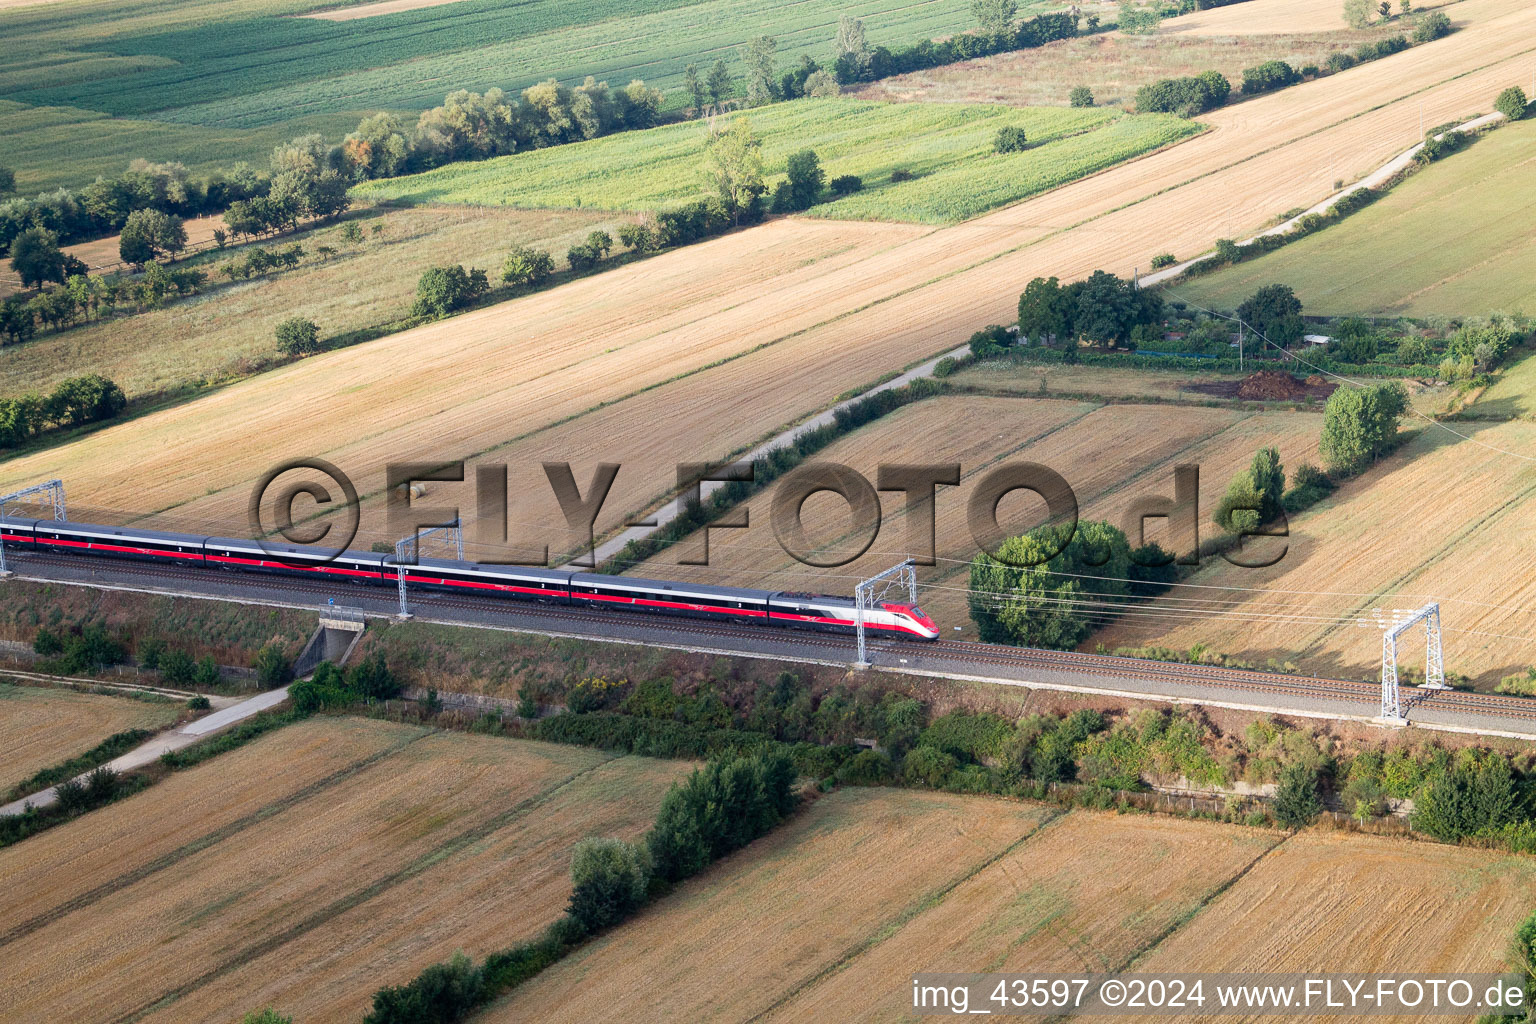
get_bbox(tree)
[706,59,733,105]
[10,227,66,289]
[0,167,14,194]
[833,15,871,81]
[275,316,320,355]
[119,208,187,265]
[741,35,779,106]
[1273,761,1322,828]
[973,0,1017,34]
[702,116,765,224]
[568,837,651,934]
[1069,85,1094,107]
[342,112,412,178]
[1017,276,1068,342]
[1235,283,1304,346]
[1412,755,1518,841]
[1412,9,1450,40]
[1068,269,1162,347]
[1343,0,1373,28]
[683,63,706,115]
[968,520,1136,649]
[47,374,126,426]
[1495,85,1528,121]
[411,265,487,318]
[1117,1,1162,34]
[1215,447,1285,533]
[994,125,1028,152]
[772,149,824,212]
[804,69,841,97]
[502,245,555,286]
[1319,382,1408,474]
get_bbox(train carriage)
[390,557,572,602]
[0,516,37,550]
[569,572,770,623]
[34,521,207,564]
[202,535,386,581]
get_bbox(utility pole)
[1238,323,1244,372]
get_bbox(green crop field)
[1167,118,1536,318]
[0,0,1050,192]
[354,99,1196,224]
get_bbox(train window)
[909,606,925,618]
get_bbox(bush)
[1281,462,1334,513]
[1325,51,1357,73]
[364,952,484,1024]
[411,264,488,318]
[1149,252,1176,269]
[501,245,555,286]
[568,837,650,935]
[1241,60,1300,95]
[828,174,863,195]
[615,223,654,252]
[188,694,212,710]
[889,167,914,182]
[275,317,320,356]
[194,655,220,686]
[1495,85,1528,121]
[1136,71,1229,114]
[254,644,292,687]
[33,626,63,656]
[242,1012,293,1024]
[159,648,195,685]
[1411,10,1450,42]
[994,125,1028,153]
[1069,85,1094,107]
[1272,760,1322,827]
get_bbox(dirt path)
[0,685,289,816]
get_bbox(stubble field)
[1093,414,1536,685]
[0,683,179,796]
[0,204,617,401]
[0,716,690,1023]
[628,392,1324,635]
[6,0,1533,588]
[481,787,1531,1023]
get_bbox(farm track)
[18,551,1536,725]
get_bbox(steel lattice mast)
[853,559,917,668]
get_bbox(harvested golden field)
[1169,0,1460,35]
[0,204,615,400]
[480,787,1052,1024]
[631,394,1323,634]
[11,0,1533,557]
[768,812,1279,1022]
[0,216,929,543]
[1104,829,1536,1023]
[486,792,1524,1024]
[0,716,689,1023]
[0,683,178,796]
[854,26,1401,109]
[1094,417,1536,685]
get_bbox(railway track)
[15,551,1536,724]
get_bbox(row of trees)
[0,159,268,252]
[2,259,207,344]
[1016,270,1165,348]
[0,374,127,449]
[340,78,663,180]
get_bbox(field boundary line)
[0,727,430,949]
[742,806,1070,1023]
[1071,831,1295,1010]
[109,750,627,1024]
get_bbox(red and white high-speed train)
[0,519,941,640]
